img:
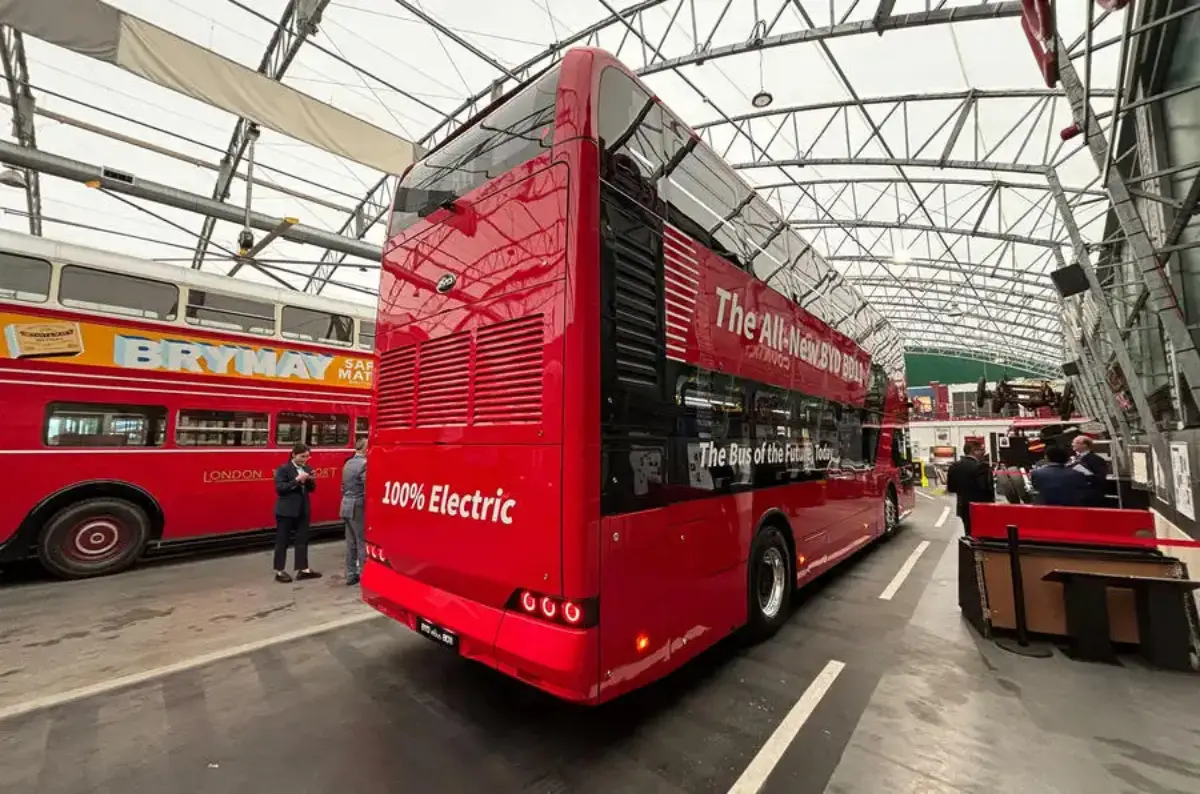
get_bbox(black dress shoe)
[274,571,293,583]
[296,569,323,580]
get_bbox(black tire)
[36,498,150,580]
[745,524,794,642]
[883,487,900,538]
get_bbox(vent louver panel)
[375,345,416,430]
[415,331,471,427]
[473,315,544,425]
[378,314,546,430]
[605,202,662,389]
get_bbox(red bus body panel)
[364,48,911,703]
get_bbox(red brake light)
[505,590,598,628]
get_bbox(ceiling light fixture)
[752,90,773,108]
[0,167,27,189]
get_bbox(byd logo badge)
[435,273,457,294]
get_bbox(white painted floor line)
[878,541,931,601]
[916,490,935,501]
[934,506,951,528]
[0,611,380,724]
[726,659,846,794]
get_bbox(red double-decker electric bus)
[363,48,914,703]
[0,231,375,579]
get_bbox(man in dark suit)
[273,443,322,583]
[1032,444,1090,507]
[1070,435,1110,506]
[946,440,995,535]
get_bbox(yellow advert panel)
[1,309,374,388]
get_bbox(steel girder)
[190,0,332,270]
[636,2,1022,76]
[696,86,1117,373]
[236,0,1160,390]
[301,0,1029,298]
[299,0,676,294]
[903,345,1063,379]
[0,26,39,236]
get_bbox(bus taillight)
[507,589,597,629]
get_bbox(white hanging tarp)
[0,0,419,176]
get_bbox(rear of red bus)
[362,51,602,702]
[363,48,911,703]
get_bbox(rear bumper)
[361,560,600,704]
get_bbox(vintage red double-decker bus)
[0,231,375,579]
[363,48,914,703]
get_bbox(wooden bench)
[1042,569,1200,671]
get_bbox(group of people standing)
[270,440,368,585]
[946,435,1110,534]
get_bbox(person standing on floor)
[946,440,995,536]
[273,442,322,583]
[1069,435,1110,506]
[1031,444,1090,507]
[340,439,368,586]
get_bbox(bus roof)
[0,229,377,323]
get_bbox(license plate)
[416,617,459,651]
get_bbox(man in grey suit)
[340,439,368,586]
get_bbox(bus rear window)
[389,66,560,238]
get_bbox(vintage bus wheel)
[746,525,793,640]
[37,498,150,580]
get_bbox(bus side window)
[0,251,52,303]
[281,305,353,347]
[59,265,179,321]
[45,402,167,448]
[862,412,882,465]
[355,417,369,444]
[186,290,275,336]
[358,320,376,352]
[176,410,269,447]
[892,428,911,467]
[277,412,350,448]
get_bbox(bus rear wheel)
[37,498,150,580]
[745,525,793,641]
[884,488,900,537]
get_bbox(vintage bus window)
[355,416,369,442]
[277,411,350,447]
[389,66,560,238]
[0,251,52,303]
[186,289,275,335]
[281,305,353,345]
[176,410,269,447]
[45,402,167,447]
[59,265,179,321]
[358,320,376,351]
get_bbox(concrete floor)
[1,495,1197,793]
